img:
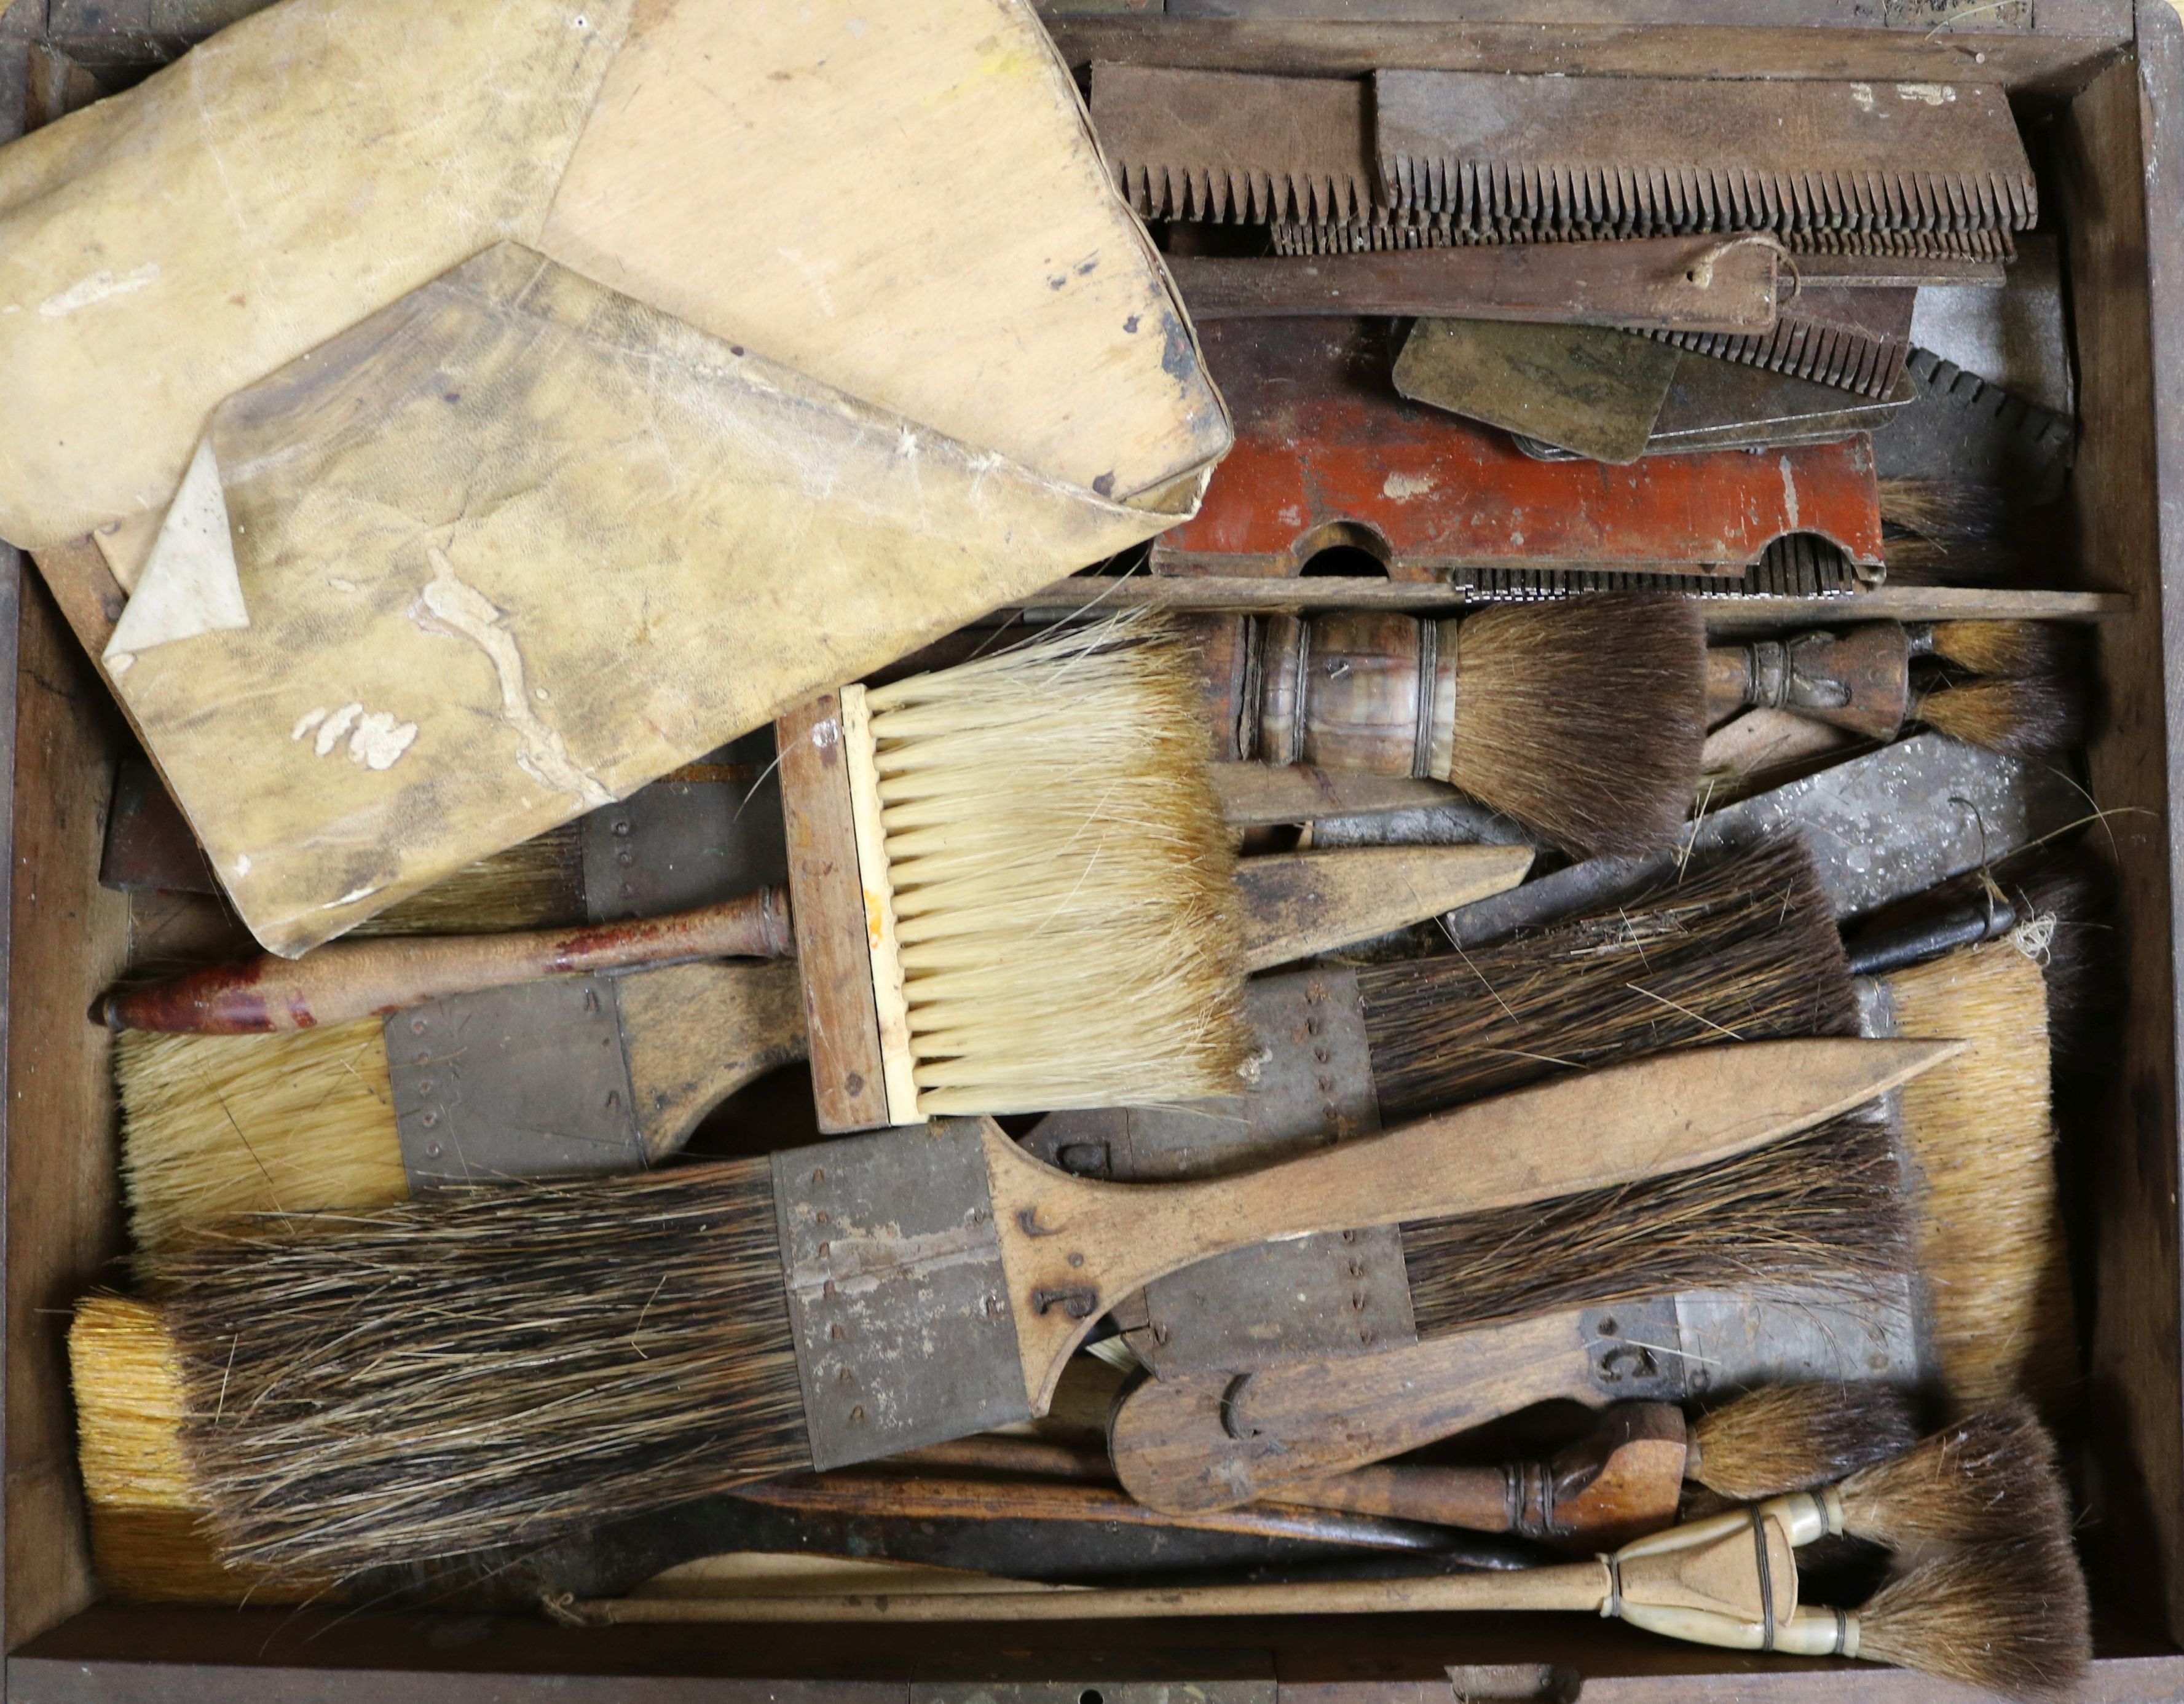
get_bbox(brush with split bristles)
[84,1036,1947,1577]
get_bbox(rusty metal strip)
[1151,319,1885,577]
[1654,286,1918,400]
[1374,71,2035,239]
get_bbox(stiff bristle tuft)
[1855,1533,2090,1702]
[1400,1111,1910,1337]
[1881,944,2055,1408]
[1687,1381,1919,1500]
[1838,1400,2068,1547]
[70,1295,323,1604]
[1914,676,2084,759]
[1360,836,1856,1121]
[351,823,589,936]
[862,620,1251,1114]
[1446,594,1706,858]
[118,1021,407,1254]
[1923,620,2079,681]
[1880,479,2008,542]
[146,1160,810,1576]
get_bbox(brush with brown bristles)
[76,1036,1942,1578]
[558,1467,2092,1702]
[1226,596,1706,858]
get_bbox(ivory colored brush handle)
[574,1560,1613,1623]
[104,887,795,1033]
[622,958,810,1162]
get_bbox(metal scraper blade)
[1090,63,1376,226]
[1454,535,1864,602]
[1271,218,2018,265]
[1374,70,2036,241]
[1654,286,1918,400]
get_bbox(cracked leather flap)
[108,243,1189,955]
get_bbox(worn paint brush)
[99,1040,1945,1577]
[1211,598,1707,858]
[1106,938,2059,1511]
[566,1507,2092,1703]
[113,842,1531,1254]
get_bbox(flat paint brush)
[114,1039,1946,1576]
[114,843,1531,1253]
[566,1508,2093,1703]
[1110,939,2062,1510]
[1029,835,1869,1374]
[1204,598,1708,858]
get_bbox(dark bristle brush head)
[1920,620,2083,681]
[1914,675,2086,759]
[1685,1381,1920,1501]
[146,1159,811,1577]
[1837,1400,2069,1548]
[1855,1531,2091,1702]
[1448,594,1706,859]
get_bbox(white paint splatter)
[291,707,329,741]
[1382,472,1437,502]
[1778,456,1801,529]
[39,263,161,318]
[810,718,842,749]
[347,710,419,771]
[1895,83,1957,106]
[1850,83,1876,112]
[234,855,250,877]
[315,703,363,757]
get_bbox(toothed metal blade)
[1373,71,2035,240]
[1653,286,1918,401]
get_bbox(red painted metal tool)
[1153,319,1885,581]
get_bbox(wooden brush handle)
[1237,611,1459,779]
[574,1560,1614,1623]
[1236,844,1532,971]
[1277,1464,1516,1532]
[103,887,795,1033]
[990,1036,1961,1412]
[621,959,810,1161]
[1706,625,1910,740]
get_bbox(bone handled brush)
[1201,599,1706,858]
[139,1038,1949,1575]
[114,842,1530,1252]
[1706,619,2084,754]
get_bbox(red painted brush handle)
[101,886,795,1033]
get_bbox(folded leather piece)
[0,0,1226,545]
[104,245,1188,955]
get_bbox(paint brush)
[1108,933,2062,1510]
[112,841,1532,1254]
[88,1039,1945,1576]
[563,1497,2092,1704]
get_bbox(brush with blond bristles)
[79,1038,1943,1576]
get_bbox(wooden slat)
[776,695,890,1136]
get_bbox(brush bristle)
[1882,945,2055,1408]
[1446,594,1706,858]
[1686,1382,1920,1501]
[1360,836,1857,1122]
[862,620,1252,1114]
[146,1160,810,1576]
[351,823,589,936]
[1880,479,2009,542]
[69,1295,324,1603]
[1400,1110,1910,1337]
[117,1021,407,1254]
[1855,1532,2090,1701]
[1915,677,2084,758]
[1838,1400,2068,1547]
[1924,621,2080,680]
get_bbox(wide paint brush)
[103,1039,1945,1576]
[114,841,1532,1253]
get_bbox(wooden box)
[2,1,2183,1697]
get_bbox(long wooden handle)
[1276,1464,1517,1533]
[1110,1310,1600,1515]
[573,1560,1612,1623]
[103,887,795,1032]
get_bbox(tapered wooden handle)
[990,1036,1963,1412]
[1276,1464,1516,1532]
[1236,845,1533,971]
[103,887,795,1032]
[573,1560,1613,1623]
